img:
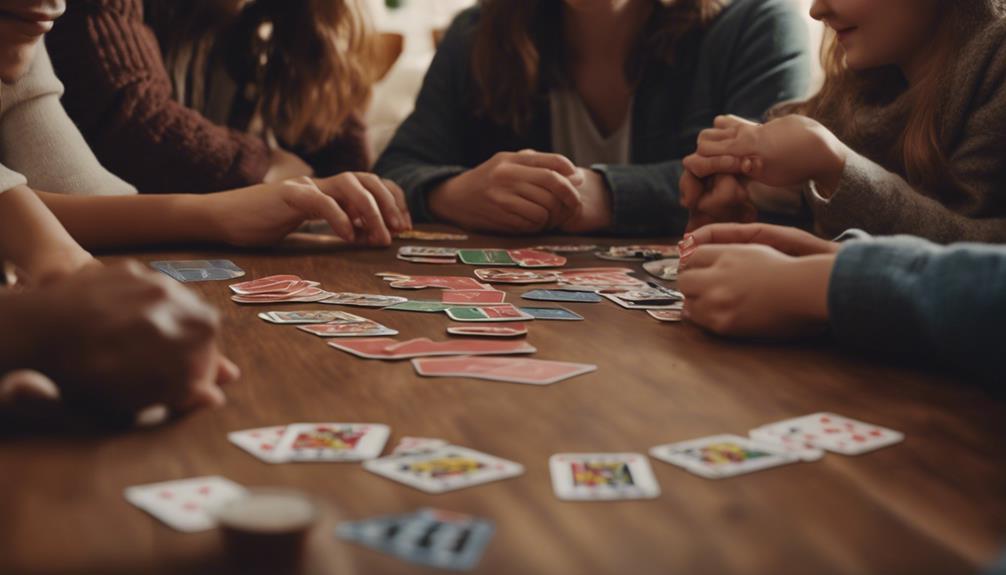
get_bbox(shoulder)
[438,6,482,55]
[705,0,805,42]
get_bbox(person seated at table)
[46,0,374,193]
[0,262,238,425]
[374,0,810,235]
[0,0,410,252]
[676,223,1005,383]
[681,0,1006,243]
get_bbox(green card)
[384,300,454,312]
[442,307,489,320]
[458,249,516,266]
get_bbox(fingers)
[683,154,743,179]
[512,182,572,229]
[288,181,355,242]
[319,175,392,246]
[676,265,719,298]
[695,176,749,215]
[679,169,705,210]
[513,150,579,180]
[215,354,241,386]
[679,244,732,273]
[713,114,757,130]
[382,178,412,229]
[503,163,582,212]
[686,222,834,256]
[494,193,551,233]
[355,173,410,233]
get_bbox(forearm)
[593,161,689,235]
[36,191,217,249]
[0,187,92,281]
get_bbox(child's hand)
[680,171,757,232]
[683,115,849,194]
[428,150,584,234]
[677,243,836,339]
[679,223,840,266]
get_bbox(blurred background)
[362,0,825,159]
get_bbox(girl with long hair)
[375,0,810,235]
[681,0,1006,242]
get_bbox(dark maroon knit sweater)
[46,0,370,194]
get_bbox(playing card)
[518,307,583,321]
[442,289,507,304]
[554,268,647,291]
[595,244,679,261]
[394,230,469,241]
[397,255,457,264]
[392,437,449,456]
[648,309,684,323]
[327,337,536,360]
[336,508,493,571]
[549,453,660,501]
[229,275,307,295]
[752,413,904,456]
[600,287,684,310]
[297,321,398,338]
[521,289,602,303]
[530,244,600,253]
[363,446,523,493]
[380,274,490,291]
[649,434,800,479]
[445,304,534,322]
[446,323,528,337]
[274,423,390,462]
[642,258,680,281]
[150,259,245,282]
[384,300,456,313]
[458,249,516,266]
[473,268,555,284]
[231,287,332,304]
[411,357,597,385]
[124,476,247,532]
[258,310,366,325]
[228,425,288,463]
[319,292,408,308]
[399,246,460,258]
[507,249,567,268]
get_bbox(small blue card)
[518,306,584,321]
[520,289,602,303]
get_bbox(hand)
[677,244,835,339]
[205,174,410,247]
[560,168,613,233]
[679,223,840,268]
[21,261,239,416]
[429,150,584,234]
[680,171,757,232]
[683,115,849,194]
[263,147,314,183]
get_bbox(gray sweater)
[806,14,1006,243]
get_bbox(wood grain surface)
[2,228,1004,575]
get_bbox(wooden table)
[2,229,1004,575]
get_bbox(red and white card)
[328,337,536,360]
[124,476,247,532]
[750,412,904,456]
[441,289,507,304]
[508,249,567,268]
[411,356,597,385]
[378,273,490,291]
[446,323,528,337]
[229,274,306,295]
[228,425,287,464]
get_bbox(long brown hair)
[471,0,723,134]
[146,0,375,152]
[789,2,968,188]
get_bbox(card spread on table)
[378,273,490,291]
[750,413,904,456]
[363,445,523,493]
[442,289,507,304]
[473,268,555,284]
[273,423,390,462]
[599,287,684,310]
[649,434,800,479]
[336,508,494,571]
[328,337,536,360]
[506,249,567,268]
[151,259,245,282]
[458,249,516,266]
[411,356,597,385]
[446,323,528,337]
[642,258,680,281]
[521,289,602,303]
[648,309,684,323]
[399,246,460,258]
[124,476,246,532]
[229,274,310,295]
[391,437,449,456]
[445,304,534,323]
[258,310,368,325]
[384,300,456,313]
[594,244,679,261]
[297,317,398,338]
[518,306,584,321]
[319,292,408,308]
[394,230,468,241]
[554,268,648,291]
[530,244,599,253]
[228,425,288,463]
[229,274,334,304]
[549,453,660,501]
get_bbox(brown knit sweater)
[805,6,1006,243]
[45,0,370,194]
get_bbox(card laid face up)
[364,446,524,494]
[649,434,800,479]
[124,476,246,532]
[549,453,660,501]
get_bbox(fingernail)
[679,235,695,250]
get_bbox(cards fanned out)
[229,423,390,464]
[229,274,333,304]
[337,508,494,571]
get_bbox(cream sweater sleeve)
[0,42,136,196]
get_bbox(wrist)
[176,194,224,244]
[565,169,613,232]
[812,137,849,199]
[783,254,836,324]
[428,175,465,224]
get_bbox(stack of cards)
[521,289,602,303]
[458,248,566,268]
[397,246,459,264]
[394,230,468,241]
[549,453,660,501]
[377,272,491,291]
[474,268,556,284]
[320,292,408,308]
[259,310,372,325]
[595,245,679,261]
[124,476,247,532]
[445,304,534,322]
[599,286,684,310]
[553,268,648,291]
[296,312,398,338]
[151,259,245,282]
[230,274,332,304]
[364,445,524,493]
[411,356,597,385]
[530,244,599,253]
[229,423,390,464]
[446,323,529,337]
[328,337,536,360]
[336,508,494,571]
